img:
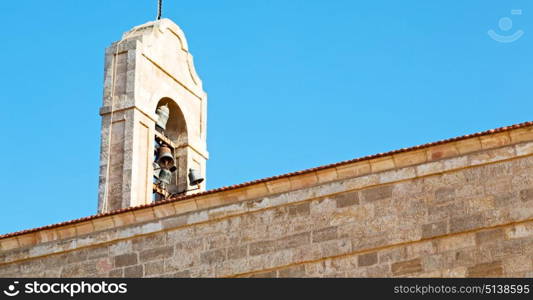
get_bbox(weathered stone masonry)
[1,125,533,277]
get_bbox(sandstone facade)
[1,124,533,277]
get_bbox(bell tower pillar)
[98,19,208,213]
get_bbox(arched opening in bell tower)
[153,98,189,201]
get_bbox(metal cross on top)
[157,0,163,20]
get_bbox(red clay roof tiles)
[1,120,532,240]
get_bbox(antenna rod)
[157,0,163,20]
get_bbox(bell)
[155,104,170,131]
[153,162,161,179]
[158,169,172,186]
[157,145,174,169]
[188,168,204,186]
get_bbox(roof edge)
[1,120,533,240]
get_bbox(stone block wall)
[1,125,533,277]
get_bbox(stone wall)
[1,126,533,277]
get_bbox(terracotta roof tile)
[1,120,532,240]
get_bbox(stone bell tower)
[98,19,208,213]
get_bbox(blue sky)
[0,0,532,234]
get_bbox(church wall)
[1,127,533,277]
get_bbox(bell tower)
[98,19,208,213]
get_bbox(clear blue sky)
[0,1,532,235]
